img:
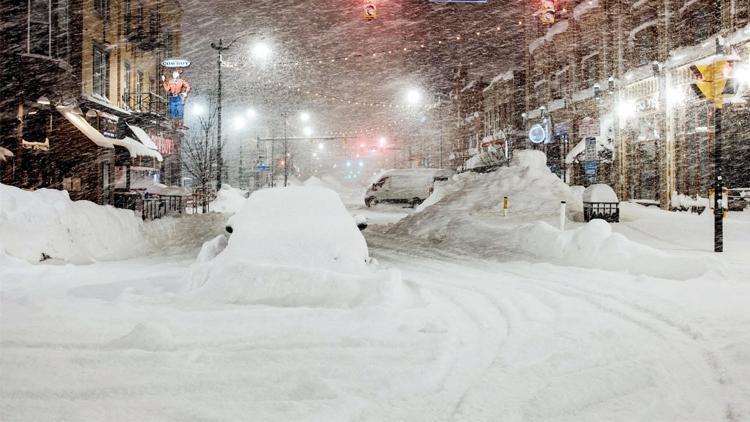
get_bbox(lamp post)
[210,33,257,188]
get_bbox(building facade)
[522,0,750,209]
[0,0,183,206]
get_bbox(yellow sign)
[690,59,739,108]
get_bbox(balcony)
[123,92,168,117]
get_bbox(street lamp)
[406,88,422,105]
[303,126,313,137]
[299,111,311,122]
[246,108,257,119]
[210,32,258,187]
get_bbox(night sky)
[180,0,522,140]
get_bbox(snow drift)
[389,150,582,240]
[0,184,146,263]
[388,151,706,280]
[188,186,410,307]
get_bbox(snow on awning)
[111,137,163,162]
[0,146,14,161]
[58,106,114,149]
[127,124,159,150]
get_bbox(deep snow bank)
[388,151,707,280]
[513,219,707,279]
[188,187,410,307]
[0,184,146,263]
[390,150,581,240]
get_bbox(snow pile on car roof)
[209,184,249,214]
[0,183,146,263]
[187,186,411,307]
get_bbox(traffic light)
[690,57,740,108]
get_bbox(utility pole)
[210,38,228,188]
[210,33,255,188]
[283,113,289,187]
[713,38,725,253]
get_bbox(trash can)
[582,184,620,223]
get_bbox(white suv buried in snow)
[365,168,454,208]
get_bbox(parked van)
[365,168,454,207]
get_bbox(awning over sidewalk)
[58,106,114,149]
[111,137,163,162]
[126,124,159,150]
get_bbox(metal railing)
[114,191,187,221]
[123,92,168,116]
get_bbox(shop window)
[93,45,109,98]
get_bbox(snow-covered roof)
[111,137,164,162]
[58,106,115,149]
[127,124,159,150]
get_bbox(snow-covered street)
[2,198,749,421]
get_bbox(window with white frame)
[92,45,109,98]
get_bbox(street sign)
[161,58,191,68]
[584,161,597,179]
[529,124,546,144]
[256,165,271,172]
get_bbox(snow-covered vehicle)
[365,168,454,208]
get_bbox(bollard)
[503,196,509,217]
[560,201,566,231]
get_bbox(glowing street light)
[406,88,422,105]
[299,112,311,122]
[378,136,387,147]
[303,126,313,137]
[317,142,325,150]
[246,108,257,118]
[251,42,272,61]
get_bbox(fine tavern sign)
[161,58,191,68]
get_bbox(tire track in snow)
[367,232,737,421]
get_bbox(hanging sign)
[161,58,191,68]
[363,1,377,21]
[529,124,546,144]
[539,0,556,25]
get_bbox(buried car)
[365,168,455,208]
[190,186,406,308]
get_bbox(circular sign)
[161,58,191,68]
[529,124,546,144]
